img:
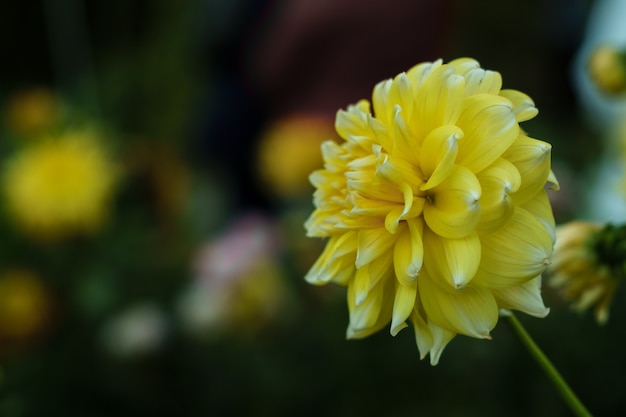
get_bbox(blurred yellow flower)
[257,115,337,199]
[2,130,118,239]
[588,44,626,95]
[548,221,622,324]
[3,88,60,137]
[306,58,558,364]
[0,269,50,342]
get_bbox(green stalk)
[506,312,593,417]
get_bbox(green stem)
[506,312,593,417]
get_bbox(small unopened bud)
[589,223,626,280]
[547,221,624,325]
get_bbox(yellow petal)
[362,114,394,152]
[427,321,456,366]
[504,135,552,206]
[393,219,424,286]
[449,58,502,95]
[353,250,393,305]
[347,276,383,333]
[410,66,465,140]
[519,188,556,244]
[549,256,595,285]
[388,72,415,123]
[372,78,394,127]
[463,67,502,95]
[374,146,423,191]
[309,169,343,191]
[473,207,553,289]
[305,232,358,285]
[491,277,550,318]
[335,109,393,154]
[353,265,372,305]
[337,212,384,231]
[384,182,422,234]
[335,100,372,140]
[346,153,377,173]
[347,178,403,204]
[406,59,443,90]
[499,89,538,122]
[456,94,519,173]
[391,107,420,165]
[312,184,348,211]
[409,300,456,365]
[547,169,560,190]
[476,158,521,232]
[347,277,394,339]
[553,221,600,254]
[419,125,464,191]
[350,196,402,217]
[594,283,618,325]
[384,206,406,234]
[576,286,606,314]
[305,209,346,237]
[390,281,417,336]
[423,165,481,239]
[423,228,481,289]
[356,227,396,268]
[319,140,350,172]
[418,272,497,338]
[410,305,433,360]
[447,57,480,75]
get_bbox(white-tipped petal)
[492,277,550,318]
[418,273,498,339]
[390,282,417,336]
[423,229,481,289]
[423,165,481,239]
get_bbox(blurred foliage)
[0,1,624,417]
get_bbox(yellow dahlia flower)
[548,221,622,324]
[2,131,118,239]
[305,58,558,365]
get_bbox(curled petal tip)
[355,291,367,306]
[390,321,408,337]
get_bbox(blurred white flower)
[573,0,626,127]
[100,303,169,358]
[573,0,626,221]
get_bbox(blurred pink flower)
[178,213,288,335]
